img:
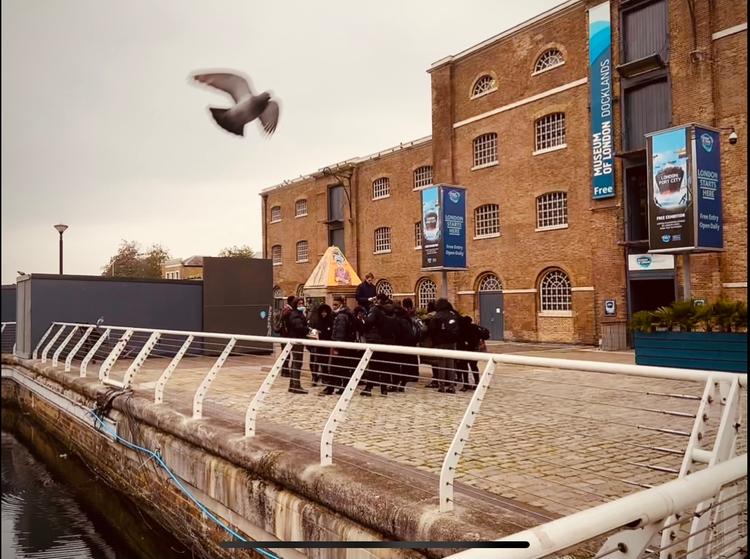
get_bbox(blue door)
[479,292,503,340]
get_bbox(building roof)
[428,0,582,71]
[182,255,204,267]
[303,246,361,295]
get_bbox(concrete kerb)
[2,355,544,557]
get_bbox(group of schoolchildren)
[273,272,490,396]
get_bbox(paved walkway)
[69,341,745,520]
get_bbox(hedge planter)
[634,331,748,373]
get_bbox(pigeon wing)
[259,100,280,135]
[192,72,253,103]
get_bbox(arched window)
[539,269,572,312]
[535,113,566,151]
[376,280,393,299]
[295,199,308,217]
[295,240,309,263]
[374,227,391,253]
[534,48,565,73]
[473,133,498,167]
[372,177,390,200]
[478,273,502,292]
[413,166,433,189]
[296,284,305,298]
[471,75,496,97]
[270,206,282,222]
[271,245,282,265]
[417,278,437,310]
[272,286,284,310]
[474,204,500,237]
[536,192,568,229]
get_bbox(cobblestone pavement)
[72,342,746,519]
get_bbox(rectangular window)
[414,222,422,248]
[270,206,282,222]
[414,166,433,189]
[475,204,500,237]
[623,78,670,151]
[536,192,568,229]
[374,227,391,253]
[473,133,498,168]
[271,245,282,266]
[329,227,345,254]
[622,0,668,64]
[373,178,390,200]
[295,199,308,217]
[534,113,566,152]
[296,241,309,263]
[328,185,345,222]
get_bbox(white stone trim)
[457,290,476,295]
[539,310,573,318]
[454,78,587,129]
[571,286,595,292]
[473,233,501,240]
[531,60,566,76]
[503,289,537,294]
[533,144,567,156]
[470,86,498,100]
[722,282,747,288]
[712,23,747,41]
[392,292,416,297]
[535,224,569,232]
[471,161,499,171]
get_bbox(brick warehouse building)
[261,0,747,345]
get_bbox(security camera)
[728,130,738,145]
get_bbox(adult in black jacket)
[361,294,398,396]
[309,304,333,387]
[456,315,481,390]
[393,304,419,390]
[355,273,377,310]
[324,296,359,395]
[427,298,460,393]
[286,299,310,394]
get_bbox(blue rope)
[88,409,279,559]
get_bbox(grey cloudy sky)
[1,0,561,285]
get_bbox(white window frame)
[372,177,391,200]
[474,204,501,239]
[414,222,422,249]
[471,75,497,99]
[271,245,282,266]
[413,166,433,190]
[472,133,498,170]
[295,240,309,263]
[295,199,308,218]
[478,273,502,292]
[539,269,572,315]
[376,279,393,299]
[270,206,282,223]
[374,227,391,254]
[417,279,437,310]
[536,191,568,231]
[532,48,565,75]
[534,112,566,154]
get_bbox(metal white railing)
[1,321,16,355]
[20,321,748,557]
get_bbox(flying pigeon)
[191,70,279,137]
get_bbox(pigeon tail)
[209,107,244,136]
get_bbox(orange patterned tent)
[302,246,361,299]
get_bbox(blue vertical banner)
[441,186,467,269]
[694,126,723,250]
[421,184,467,270]
[588,1,615,199]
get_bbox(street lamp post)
[54,224,68,275]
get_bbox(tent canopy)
[303,246,361,296]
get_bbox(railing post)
[192,338,236,420]
[52,325,79,367]
[1,323,5,334]
[80,328,110,377]
[245,342,294,437]
[439,358,496,513]
[98,329,133,382]
[40,324,68,363]
[118,332,160,389]
[32,323,56,360]
[155,335,193,404]
[65,326,93,372]
[320,348,373,466]
[660,378,718,558]
[686,377,741,559]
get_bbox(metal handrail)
[445,454,747,559]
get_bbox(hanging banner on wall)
[588,1,615,200]
[421,184,467,271]
[646,124,724,253]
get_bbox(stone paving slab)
[70,343,746,520]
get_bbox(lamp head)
[54,224,69,234]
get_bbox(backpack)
[439,310,462,343]
[410,316,428,342]
[476,325,490,341]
